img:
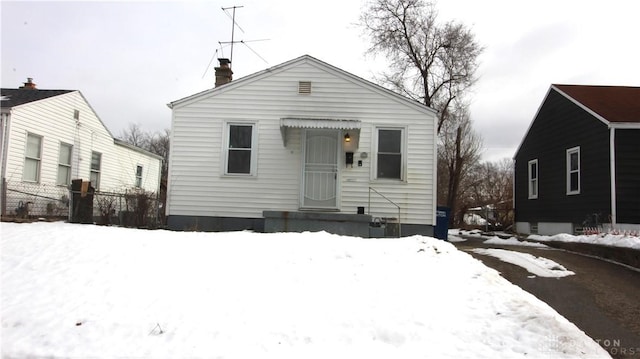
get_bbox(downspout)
[157,157,162,220]
[512,158,516,224]
[432,113,438,228]
[609,127,617,227]
[0,112,9,178]
[73,116,82,179]
[157,159,162,196]
[0,112,11,216]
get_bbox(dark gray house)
[514,84,640,235]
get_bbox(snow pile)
[1,222,608,358]
[464,213,487,226]
[484,236,548,248]
[451,228,640,250]
[453,228,484,237]
[530,233,640,250]
[472,249,575,278]
[447,229,482,243]
[450,230,545,247]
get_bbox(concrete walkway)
[453,237,640,358]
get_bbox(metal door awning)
[280,117,361,129]
[280,117,361,146]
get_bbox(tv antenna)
[222,5,243,65]
[202,5,269,78]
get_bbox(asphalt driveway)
[453,236,640,358]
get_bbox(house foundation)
[167,212,435,238]
[263,210,372,237]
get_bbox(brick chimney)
[214,58,233,87]
[20,78,37,89]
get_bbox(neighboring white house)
[167,55,438,236]
[0,78,162,218]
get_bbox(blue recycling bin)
[434,206,450,240]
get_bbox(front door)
[302,130,338,209]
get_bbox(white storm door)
[302,130,339,208]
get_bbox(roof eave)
[114,138,164,160]
[513,86,555,159]
[167,55,437,116]
[551,85,612,127]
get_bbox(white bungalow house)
[166,55,438,237]
[0,78,162,219]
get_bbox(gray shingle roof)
[0,88,74,108]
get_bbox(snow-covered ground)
[449,228,640,250]
[530,233,640,250]
[483,236,548,248]
[1,222,609,358]
[471,249,575,278]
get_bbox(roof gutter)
[609,122,640,129]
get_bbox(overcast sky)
[2,0,639,161]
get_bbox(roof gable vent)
[298,81,311,94]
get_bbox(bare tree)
[147,129,170,176]
[120,123,149,148]
[360,0,483,133]
[437,102,482,226]
[465,158,514,229]
[147,129,170,220]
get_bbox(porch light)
[344,133,351,142]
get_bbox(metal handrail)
[368,187,401,237]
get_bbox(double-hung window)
[135,165,143,187]
[566,147,580,195]
[57,143,73,186]
[528,159,538,199]
[376,128,404,180]
[224,123,256,175]
[90,151,101,190]
[23,133,42,182]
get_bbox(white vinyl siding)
[566,147,580,195]
[528,159,538,199]
[113,142,162,193]
[3,91,162,208]
[23,133,42,182]
[57,142,73,186]
[168,59,437,225]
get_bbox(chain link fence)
[2,180,163,228]
[2,180,70,219]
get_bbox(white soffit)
[280,117,361,130]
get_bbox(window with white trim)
[566,146,580,195]
[57,143,73,186]
[23,133,42,182]
[376,128,404,180]
[224,123,256,175]
[135,165,143,187]
[90,151,101,190]
[528,159,538,199]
